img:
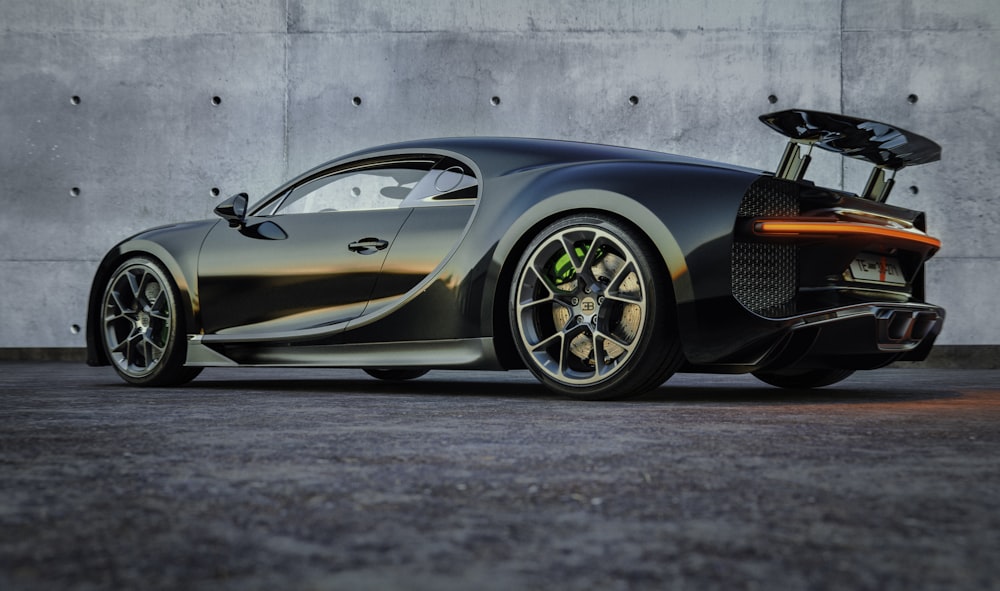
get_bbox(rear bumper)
[764,302,945,370]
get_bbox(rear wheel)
[100,257,201,386]
[364,369,429,381]
[752,368,855,389]
[510,214,682,400]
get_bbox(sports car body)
[87,109,945,399]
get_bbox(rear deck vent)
[736,177,799,217]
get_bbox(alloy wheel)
[102,261,174,378]
[514,225,647,387]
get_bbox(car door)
[198,160,435,335]
[362,160,479,317]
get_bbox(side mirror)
[214,193,248,228]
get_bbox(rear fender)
[488,161,760,366]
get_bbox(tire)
[363,369,429,381]
[100,257,202,386]
[752,368,855,389]
[510,214,683,400]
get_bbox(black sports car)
[87,109,945,399]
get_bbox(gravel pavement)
[1,362,998,590]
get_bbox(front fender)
[86,220,218,366]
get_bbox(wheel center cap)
[580,296,598,314]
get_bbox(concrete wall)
[1,0,997,349]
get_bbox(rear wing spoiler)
[760,109,941,203]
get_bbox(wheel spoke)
[126,330,144,368]
[528,240,571,294]
[558,334,571,377]
[591,330,607,374]
[604,265,642,305]
[566,230,598,273]
[559,234,581,272]
[605,290,638,302]
[110,330,132,354]
[122,338,132,368]
[147,318,166,345]
[519,296,554,311]
[518,266,554,303]
[149,289,167,314]
[555,324,594,379]
[608,259,634,290]
[110,289,131,314]
[136,338,148,368]
[595,328,634,354]
[149,310,170,322]
[579,231,611,275]
[105,309,129,323]
[528,332,564,379]
[604,291,641,305]
[143,335,164,365]
[126,270,142,299]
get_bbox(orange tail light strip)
[753,219,942,249]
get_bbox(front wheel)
[752,368,855,389]
[510,214,683,400]
[100,257,201,386]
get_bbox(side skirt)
[185,336,504,370]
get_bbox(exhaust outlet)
[877,309,941,350]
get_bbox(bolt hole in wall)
[352,96,362,106]
[910,185,919,195]
[768,94,779,104]
[212,96,222,106]
[908,94,919,104]
[70,187,80,197]
[70,95,81,105]
[628,95,639,106]
[491,96,501,106]
[210,187,220,197]
[70,324,81,334]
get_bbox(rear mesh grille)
[736,177,799,217]
[732,178,798,317]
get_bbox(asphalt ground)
[1,362,998,590]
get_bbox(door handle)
[348,237,389,254]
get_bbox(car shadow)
[635,384,962,405]
[189,376,553,399]
[155,370,962,406]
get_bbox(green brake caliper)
[548,243,604,287]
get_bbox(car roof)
[333,136,756,179]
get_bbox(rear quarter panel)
[486,161,763,366]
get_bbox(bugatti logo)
[581,297,596,312]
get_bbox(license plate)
[847,253,905,286]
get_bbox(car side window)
[401,158,478,207]
[274,164,433,215]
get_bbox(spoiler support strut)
[861,166,896,203]
[775,140,814,182]
[762,109,940,204]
